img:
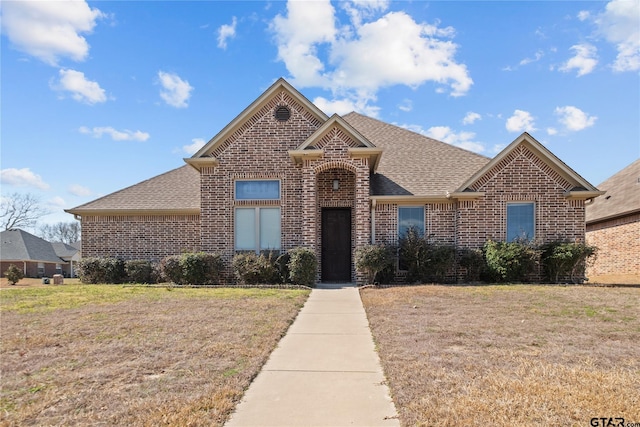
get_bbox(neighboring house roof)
[586,158,640,224]
[1,229,66,263]
[342,112,490,196]
[67,165,200,215]
[51,242,80,260]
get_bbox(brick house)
[586,159,640,280]
[67,78,602,284]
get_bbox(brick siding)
[586,213,640,276]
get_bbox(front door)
[321,208,352,282]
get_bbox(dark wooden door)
[321,208,352,282]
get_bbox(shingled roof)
[342,112,490,195]
[67,165,200,214]
[586,159,640,224]
[1,229,66,263]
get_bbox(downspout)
[371,198,376,244]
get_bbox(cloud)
[547,127,558,136]
[157,71,193,108]
[79,126,150,141]
[506,110,536,133]
[398,99,412,112]
[217,16,237,49]
[51,69,107,104]
[49,196,67,208]
[313,96,380,117]
[183,138,206,155]
[577,10,591,21]
[0,0,104,65]
[424,126,485,153]
[594,0,640,72]
[69,184,92,197]
[554,106,597,131]
[559,44,598,76]
[519,50,544,66]
[270,1,472,114]
[1,168,50,190]
[462,112,481,125]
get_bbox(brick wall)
[80,214,200,261]
[586,213,640,276]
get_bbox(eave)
[348,147,383,172]
[288,149,324,166]
[564,190,606,200]
[446,191,485,200]
[65,208,200,219]
[184,157,220,171]
[371,195,451,206]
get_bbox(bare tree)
[0,192,51,231]
[38,221,81,244]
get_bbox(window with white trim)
[235,180,280,200]
[506,202,535,242]
[235,207,281,253]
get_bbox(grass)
[0,284,309,426]
[361,285,640,427]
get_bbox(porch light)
[333,179,340,190]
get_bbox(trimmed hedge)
[288,247,317,287]
[232,251,282,285]
[482,240,539,283]
[355,244,395,285]
[398,227,455,283]
[159,252,224,285]
[540,241,597,283]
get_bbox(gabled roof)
[342,112,490,196]
[66,165,200,215]
[586,158,640,224]
[186,78,329,168]
[456,132,602,199]
[51,242,80,260]
[1,229,66,263]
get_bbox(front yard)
[0,285,309,426]
[361,285,640,426]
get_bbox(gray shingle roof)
[586,159,640,223]
[342,113,490,195]
[67,165,200,214]
[1,229,66,263]
[51,242,80,259]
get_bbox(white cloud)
[0,0,104,65]
[69,184,92,197]
[183,138,206,155]
[51,69,107,104]
[547,127,558,136]
[519,50,544,66]
[313,96,380,117]
[577,10,591,21]
[462,112,481,125]
[1,168,50,190]
[79,126,150,141]
[554,106,597,131]
[559,44,598,76]
[506,110,536,133]
[217,16,237,49]
[424,126,485,153]
[157,71,193,108]
[595,0,640,72]
[398,99,412,112]
[270,1,472,113]
[49,196,67,208]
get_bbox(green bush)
[540,241,597,283]
[483,240,539,283]
[355,244,395,284]
[159,252,223,285]
[102,258,126,284]
[288,247,317,287]
[4,264,24,285]
[398,227,455,283]
[124,260,157,284]
[77,257,126,284]
[458,248,485,282]
[232,252,281,285]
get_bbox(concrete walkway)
[225,283,400,427]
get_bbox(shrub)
[483,240,539,283]
[4,264,24,285]
[101,258,126,284]
[159,252,224,285]
[398,227,455,283]
[540,241,597,283]
[233,251,283,285]
[125,260,156,284]
[288,247,317,287]
[458,248,485,282]
[355,244,395,285]
[77,257,125,284]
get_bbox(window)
[507,202,535,242]
[398,206,425,238]
[235,207,281,252]
[235,180,280,200]
[37,262,45,276]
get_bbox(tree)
[0,193,50,231]
[4,264,24,285]
[38,221,81,244]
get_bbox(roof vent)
[275,106,291,122]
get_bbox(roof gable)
[186,78,328,168]
[457,132,601,198]
[586,158,640,223]
[1,229,65,263]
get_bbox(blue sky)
[1,0,639,226]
